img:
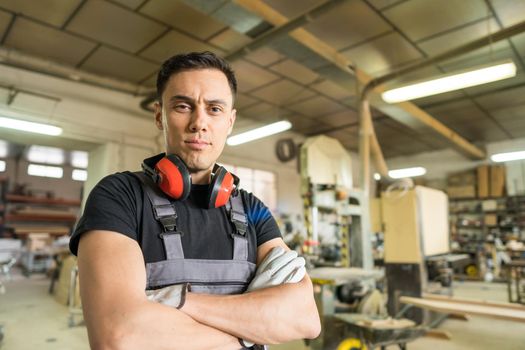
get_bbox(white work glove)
[145,283,190,309]
[241,247,306,348]
[247,246,306,291]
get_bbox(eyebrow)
[169,95,228,106]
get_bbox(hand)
[242,247,306,348]
[247,246,306,292]
[145,283,189,309]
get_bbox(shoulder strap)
[132,172,178,233]
[226,193,248,236]
[226,193,249,261]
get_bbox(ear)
[227,109,236,136]
[154,101,163,130]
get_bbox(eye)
[174,103,191,112]
[209,105,223,114]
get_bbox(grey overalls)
[134,172,257,294]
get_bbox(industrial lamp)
[382,60,517,103]
[0,114,62,136]
[227,120,292,146]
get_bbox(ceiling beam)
[234,0,486,160]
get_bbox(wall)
[220,131,304,216]
[0,64,157,150]
[0,65,159,207]
[1,157,83,200]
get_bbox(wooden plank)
[6,194,81,206]
[400,296,525,323]
[6,213,77,222]
[447,313,470,321]
[422,293,525,311]
[425,329,452,340]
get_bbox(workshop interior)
[1,0,525,349]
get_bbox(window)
[0,160,5,172]
[221,163,277,212]
[27,164,63,178]
[0,140,7,158]
[27,145,65,165]
[72,169,87,181]
[71,151,88,168]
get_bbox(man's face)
[154,68,236,181]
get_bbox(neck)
[191,168,212,184]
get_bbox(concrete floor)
[0,270,524,350]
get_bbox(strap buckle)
[153,204,178,232]
[230,209,248,236]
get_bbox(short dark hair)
[156,51,237,104]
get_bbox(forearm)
[182,277,321,345]
[85,298,240,350]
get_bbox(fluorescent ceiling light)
[71,150,89,168]
[27,163,63,178]
[72,169,88,181]
[227,120,292,146]
[0,160,5,172]
[0,116,62,136]
[491,150,525,163]
[382,60,517,103]
[388,166,426,179]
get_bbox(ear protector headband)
[142,153,239,209]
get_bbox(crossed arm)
[77,231,320,350]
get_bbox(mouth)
[184,139,210,150]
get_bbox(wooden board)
[381,190,421,263]
[6,194,81,206]
[422,293,525,311]
[356,318,415,329]
[400,296,525,323]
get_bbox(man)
[70,51,321,349]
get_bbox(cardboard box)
[54,255,81,308]
[490,165,506,197]
[447,185,476,198]
[482,199,498,211]
[447,170,476,186]
[477,165,490,198]
[484,214,498,226]
[26,233,51,251]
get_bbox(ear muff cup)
[207,166,237,209]
[155,154,191,201]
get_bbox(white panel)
[301,135,353,189]
[416,186,450,257]
[506,161,525,196]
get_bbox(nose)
[188,106,208,133]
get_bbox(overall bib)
[134,172,257,294]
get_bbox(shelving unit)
[450,196,525,240]
[1,188,80,275]
[3,194,80,234]
[449,196,525,280]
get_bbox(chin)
[184,158,213,173]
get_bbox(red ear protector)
[142,153,239,209]
[207,164,240,209]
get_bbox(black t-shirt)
[70,171,282,264]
